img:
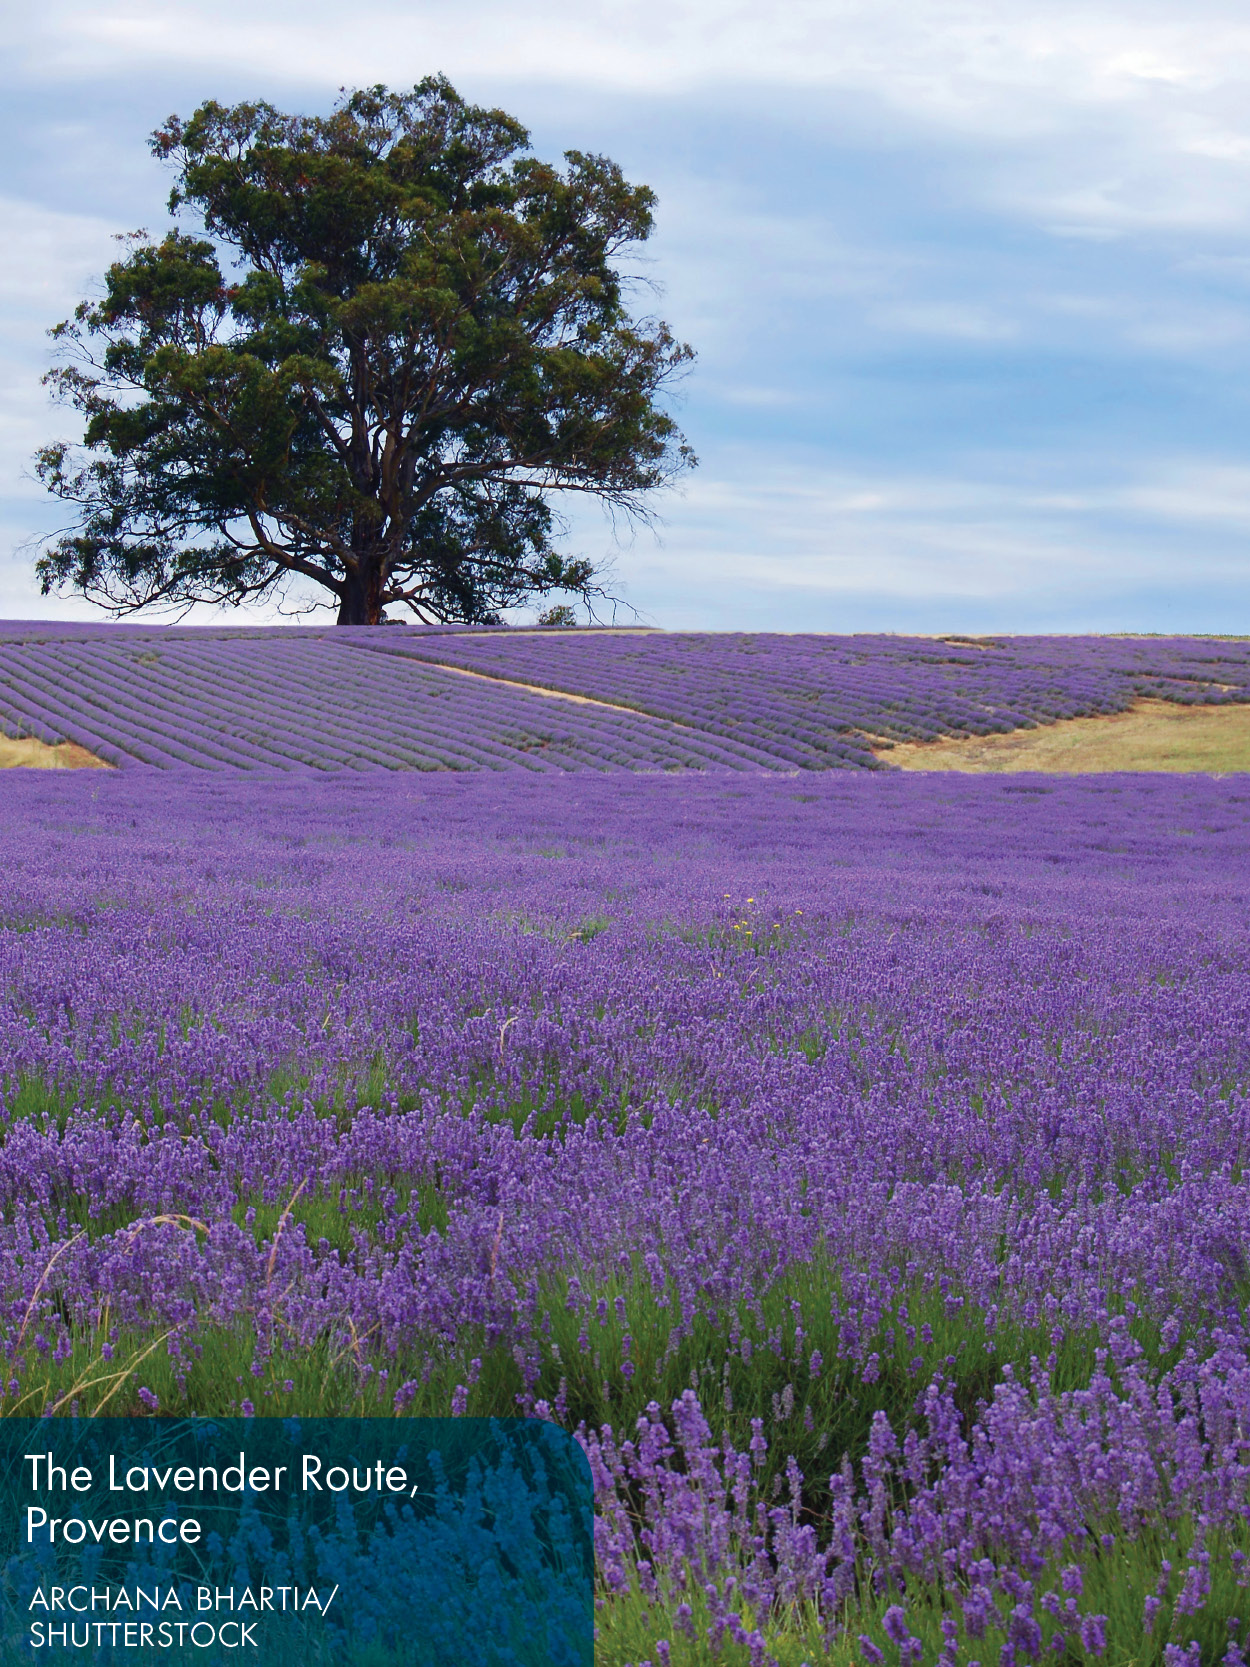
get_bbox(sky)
[4,1,1250,632]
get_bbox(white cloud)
[0,200,124,512]
[620,454,1250,612]
[3,1,1248,120]
[0,197,117,318]
[4,0,1250,632]
[868,302,1019,341]
[8,2,1250,243]
[1114,464,1250,528]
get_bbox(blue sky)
[3,0,1250,631]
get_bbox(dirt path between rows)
[416,657,683,722]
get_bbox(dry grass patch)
[0,735,111,770]
[881,699,1250,774]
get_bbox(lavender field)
[0,628,766,773]
[0,625,1248,771]
[384,631,1250,768]
[1,747,1249,1665]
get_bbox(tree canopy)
[36,80,694,625]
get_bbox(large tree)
[35,80,694,625]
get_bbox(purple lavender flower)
[1079,1615,1108,1656]
[883,1607,911,1646]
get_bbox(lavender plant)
[0,763,1247,1663]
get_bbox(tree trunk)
[336,562,385,626]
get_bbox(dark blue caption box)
[0,1418,593,1664]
